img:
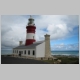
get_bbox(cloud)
[1,15,28,48]
[1,15,79,50]
[35,15,79,40]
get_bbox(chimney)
[19,41,23,46]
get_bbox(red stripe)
[27,31,35,33]
[26,26,36,33]
[26,26,36,29]
[25,39,36,46]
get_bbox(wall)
[13,49,36,58]
[36,42,45,58]
[45,35,51,57]
[23,49,36,58]
[13,49,18,56]
[27,33,35,39]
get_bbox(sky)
[1,15,79,51]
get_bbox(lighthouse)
[25,15,36,46]
[13,15,52,59]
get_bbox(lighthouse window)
[33,50,35,55]
[28,50,30,55]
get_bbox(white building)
[13,15,51,58]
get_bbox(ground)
[42,55,79,64]
[1,55,79,64]
[55,56,79,64]
[1,55,49,64]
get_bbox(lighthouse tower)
[25,15,36,46]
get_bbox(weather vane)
[30,15,32,18]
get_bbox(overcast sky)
[1,15,79,51]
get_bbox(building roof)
[33,40,45,44]
[13,41,44,49]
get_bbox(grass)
[58,57,79,64]
[41,56,79,64]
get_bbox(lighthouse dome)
[28,15,35,26]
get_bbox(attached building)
[13,41,45,58]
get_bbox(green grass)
[58,57,79,64]
[41,57,79,64]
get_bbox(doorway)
[19,51,23,57]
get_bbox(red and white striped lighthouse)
[25,15,36,46]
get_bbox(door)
[19,51,22,57]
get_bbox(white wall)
[13,49,18,55]
[27,33,35,39]
[13,49,36,57]
[13,42,45,58]
[24,49,36,58]
[18,49,24,56]
[36,42,45,58]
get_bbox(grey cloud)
[1,15,79,50]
